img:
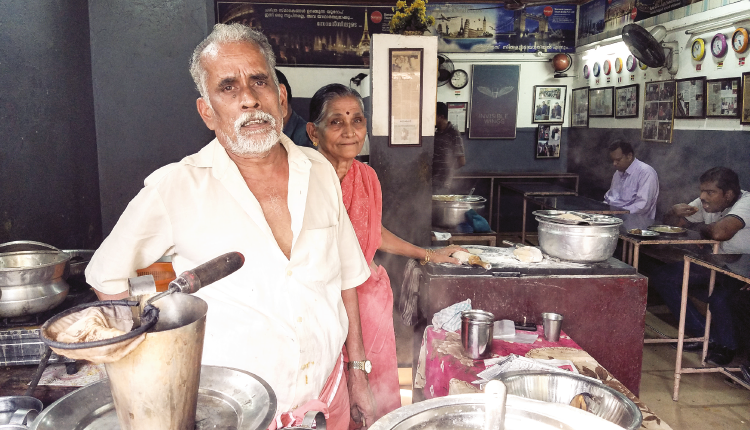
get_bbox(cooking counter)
[411,247,647,395]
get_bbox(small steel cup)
[542,312,563,342]
[461,310,495,359]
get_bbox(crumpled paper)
[432,299,471,332]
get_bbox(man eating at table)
[603,140,659,218]
[85,23,375,429]
[650,167,750,365]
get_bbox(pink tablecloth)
[418,325,581,399]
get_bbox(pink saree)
[341,160,401,423]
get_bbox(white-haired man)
[86,24,375,430]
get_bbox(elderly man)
[604,140,659,218]
[651,167,750,365]
[86,24,375,429]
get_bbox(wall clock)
[615,58,623,73]
[583,64,590,79]
[626,55,637,72]
[691,38,706,61]
[732,28,749,53]
[603,60,611,75]
[639,60,648,70]
[711,33,728,58]
[593,62,601,77]
[450,69,469,89]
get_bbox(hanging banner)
[426,3,577,53]
[216,2,392,67]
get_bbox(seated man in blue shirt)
[651,167,750,365]
[275,69,314,148]
[604,140,659,218]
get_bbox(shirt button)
[286,270,293,277]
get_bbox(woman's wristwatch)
[349,359,372,374]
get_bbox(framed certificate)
[706,77,740,118]
[389,48,423,146]
[570,87,589,128]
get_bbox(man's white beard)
[224,111,280,156]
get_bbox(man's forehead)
[202,42,271,77]
[700,181,720,191]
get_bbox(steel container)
[0,251,70,317]
[461,310,494,359]
[536,218,621,263]
[369,393,624,430]
[432,195,486,228]
[495,371,642,430]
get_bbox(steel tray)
[532,210,622,226]
[30,365,276,430]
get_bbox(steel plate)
[30,366,276,430]
[627,228,660,237]
[648,225,687,234]
[532,211,622,226]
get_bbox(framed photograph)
[615,84,639,118]
[389,48,423,146]
[675,77,706,118]
[642,80,675,143]
[535,125,562,159]
[570,87,589,128]
[743,73,750,124]
[706,78,740,118]
[447,102,468,133]
[532,85,566,123]
[469,65,520,139]
[589,87,614,117]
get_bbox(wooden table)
[451,172,579,233]
[431,230,497,247]
[673,253,750,400]
[412,258,648,394]
[498,183,577,244]
[414,326,672,429]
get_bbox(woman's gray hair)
[189,23,278,106]
[309,84,365,127]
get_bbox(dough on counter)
[513,246,543,263]
[557,213,585,221]
[451,250,492,269]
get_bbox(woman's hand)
[429,244,467,264]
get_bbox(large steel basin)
[536,218,621,263]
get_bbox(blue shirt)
[604,158,659,218]
[283,109,314,148]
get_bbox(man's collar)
[623,158,639,175]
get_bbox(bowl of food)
[648,225,687,234]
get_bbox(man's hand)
[348,368,376,429]
[672,203,699,218]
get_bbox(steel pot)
[432,195,486,228]
[0,251,70,317]
[536,218,621,263]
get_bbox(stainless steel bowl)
[0,396,43,427]
[0,251,70,317]
[61,249,95,278]
[494,371,642,430]
[370,393,624,430]
[432,195,487,228]
[536,218,621,263]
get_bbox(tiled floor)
[397,309,750,429]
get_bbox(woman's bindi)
[346,111,349,115]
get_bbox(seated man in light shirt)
[650,167,750,366]
[85,23,375,430]
[604,140,659,218]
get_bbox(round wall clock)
[583,64,590,79]
[639,60,648,70]
[603,60,611,75]
[626,55,637,72]
[449,69,469,89]
[732,28,749,53]
[593,62,601,77]
[711,33,728,57]
[615,58,623,73]
[691,38,706,60]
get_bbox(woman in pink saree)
[307,84,460,427]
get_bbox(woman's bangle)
[420,249,434,265]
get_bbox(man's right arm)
[663,203,699,227]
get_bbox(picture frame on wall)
[642,80,675,143]
[532,85,567,124]
[589,87,614,117]
[570,87,589,128]
[615,84,639,118]
[388,48,423,147]
[743,72,750,124]
[535,124,562,159]
[469,64,520,139]
[674,77,706,119]
[706,77,741,118]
